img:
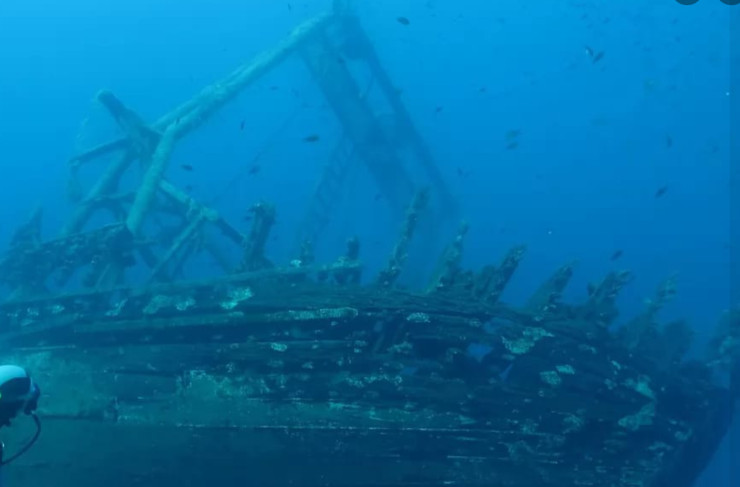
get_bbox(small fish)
[180,164,194,171]
[610,250,623,261]
[435,106,443,114]
[185,185,194,193]
[248,165,261,175]
[506,141,519,150]
[499,363,514,382]
[373,193,383,202]
[287,3,292,11]
[336,56,345,64]
[665,134,673,148]
[176,117,181,125]
[457,167,472,178]
[587,282,596,296]
[505,129,521,141]
[269,85,279,91]
[397,16,410,25]
[643,79,657,93]
[303,134,320,143]
[654,185,668,198]
[478,86,487,93]
[592,51,605,64]
[584,45,594,57]
[240,120,245,131]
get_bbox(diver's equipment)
[0,413,41,466]
[0,365,40,421]
[0,365,41,466]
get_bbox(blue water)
[0,0,736,485]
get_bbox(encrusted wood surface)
[0,278,728,487]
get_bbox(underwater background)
[0,0,736,485]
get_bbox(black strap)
[0,414,40,467]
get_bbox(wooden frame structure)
[0,5,457,299]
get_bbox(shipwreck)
[0,3,737,487]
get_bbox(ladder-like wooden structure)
[0,5,457,299]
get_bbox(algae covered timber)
[1,198,737,487]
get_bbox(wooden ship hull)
[0,4,737,487]
[0,263,737,487]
